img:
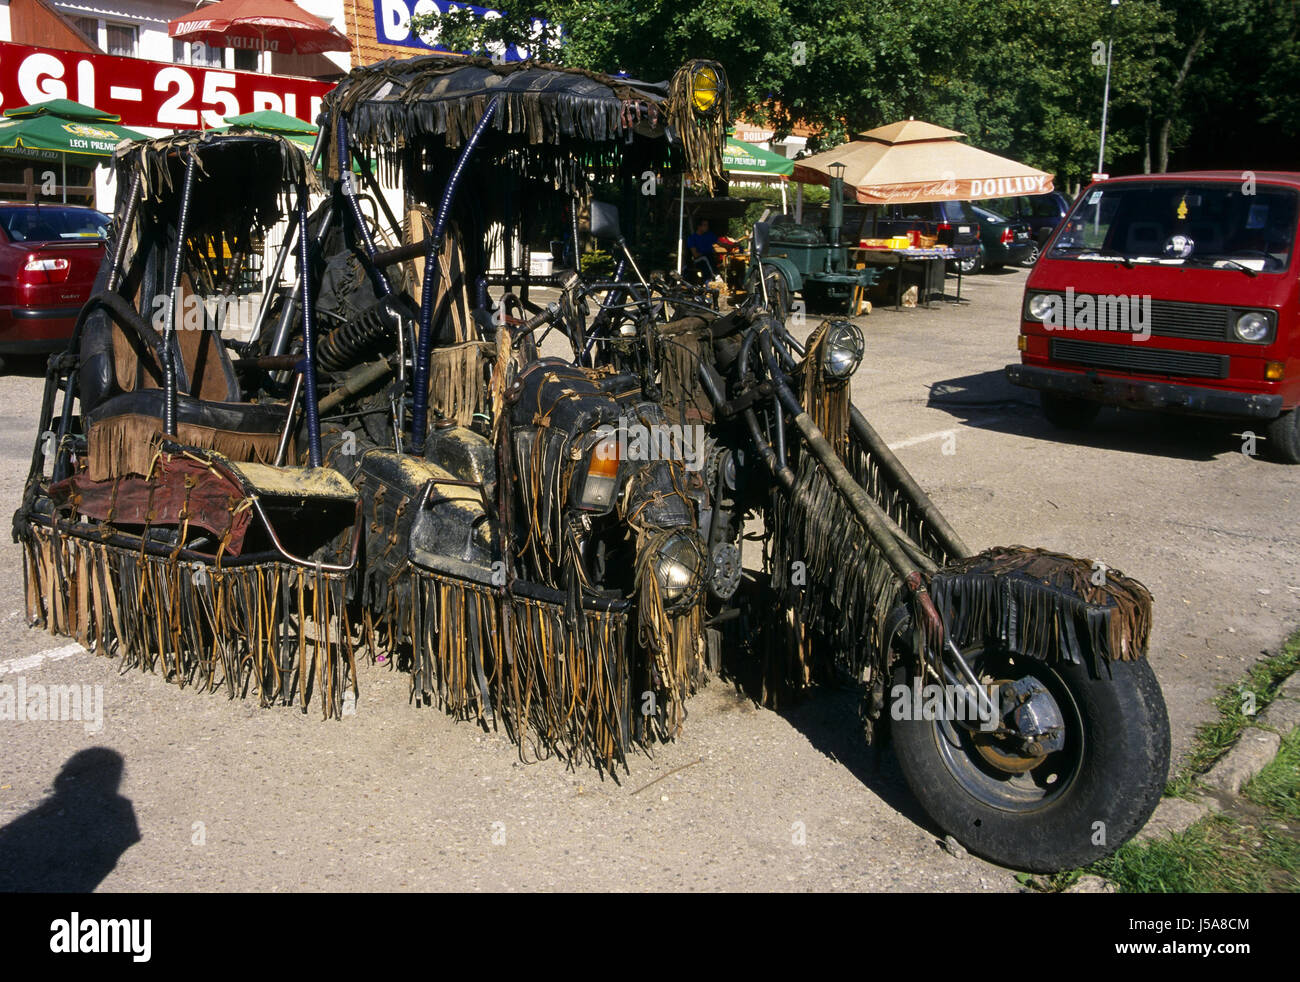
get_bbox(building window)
[233,48,259,72]
[104,22,138,58]
[194,42,224,67]
[72,16,99,47]
[173,40,224,67]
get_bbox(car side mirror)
[753,221,771,259]
[589,202,622,242]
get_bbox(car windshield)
[0,207,109,242]
[1049,182,1298,271]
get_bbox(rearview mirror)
[752,221,771,259]
[589,201,622,242]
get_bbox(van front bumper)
[1005,363,1284,420]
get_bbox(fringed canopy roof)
[325,56,669,153]
[113,131,320,239]
[323,56,729,194]
[111,131,319,294]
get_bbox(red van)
[1006,171,1300,461]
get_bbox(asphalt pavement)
[1,265,1296,891]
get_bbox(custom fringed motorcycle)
[14,53,1171,871]
[546,206,1172,871]
[15,132,364,718]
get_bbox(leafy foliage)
[408,1,1300,188]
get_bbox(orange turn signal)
[1017,334,1029,351]
[1266,361,1286,381]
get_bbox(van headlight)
[1235,311,1271,342]
[651,531,705,608]
[822,320,864,380]
[1027,293,1056,321]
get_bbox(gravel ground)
[1,265,1296,891]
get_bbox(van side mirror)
[753,221,771,259]
[589,202,622,242]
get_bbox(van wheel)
[1020,241,1041,267]
[1041,392,1100,430]
[1265,410,1300,463]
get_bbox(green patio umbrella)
[0,99,144,202]
[0,99,144,157]
[722,133,793,214]
[216,109,318,151]
[723,135,794,179]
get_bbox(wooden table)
[849,247,967,311]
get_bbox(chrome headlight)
[651,531,705,608]
[1027,292,1055,321]
[1235,311,1271,342]
[822,320,864,380]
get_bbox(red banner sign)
[0,41,333,131]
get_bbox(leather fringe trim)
[634,544,706,740]
[928,546,1153,671]
[770,453,905,703]
[427,342,493,428]
[19,523,357,719]
[843,427,959,568]
[87,414,283,482]
[368,564,636,770]
[801,324,850,455]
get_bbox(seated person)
[686,218,720,282]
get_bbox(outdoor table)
[850,246,972,310]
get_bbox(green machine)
[763,166,878,312]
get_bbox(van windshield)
[1049,182,1298,272]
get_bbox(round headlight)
[1235,311,1270,342]
[652,531,705,607]
[1027,293,1055,321]
[690,65,721,114]
[822,320,864,380]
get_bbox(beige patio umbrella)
[790,119,1054,204]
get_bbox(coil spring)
[317,300,396,372]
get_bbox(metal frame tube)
[409,96,500,454]
[162,150,198,436]
[297,183,323,467]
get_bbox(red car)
[1007,171,1300,461]
[0,203,110,369]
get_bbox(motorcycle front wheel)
[891,647,1170,872]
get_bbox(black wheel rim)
[929,650,1086,813]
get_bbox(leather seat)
[81,274,288,481]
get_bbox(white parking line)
[887,429,957,450]
[0,643,86,677]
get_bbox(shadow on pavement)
[719,640,941,836]
[925,368,1264,463]
[0,748,140,892]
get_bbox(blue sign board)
[372,0,537,61]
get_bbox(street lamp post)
[1097,0,1120,176]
